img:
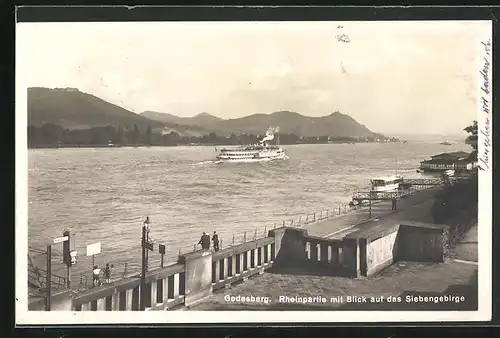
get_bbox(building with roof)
[419,151,474,172]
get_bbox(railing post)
[326,209,329,218]
[232,234,235,246]
[313,212,316,222]
[320,211,323,219]
[298,216,302,224]
[45,245,51,311]
[338,206,341,215]
[123,263,128,278]
[264,226,267,236]
[244,231,247,242]
[254,229,257,240]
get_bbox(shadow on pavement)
[266,263,351,278]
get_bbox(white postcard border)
[15,20,492,324]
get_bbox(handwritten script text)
[478,39,491,171]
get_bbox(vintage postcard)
[16,17,492,324]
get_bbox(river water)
[27,142,470,282]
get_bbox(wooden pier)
[352,176,470,202]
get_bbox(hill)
[27,87,211,137]
[141,111,222,127]
[143,110,377,138]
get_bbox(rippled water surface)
[27,142,470,278]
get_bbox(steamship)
[215,127,287,163]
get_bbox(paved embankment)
[188,188,479,311]
[188,259,477,310]
[303,187,439,238]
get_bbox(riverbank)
[28,140,403,149]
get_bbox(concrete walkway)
[302,187,439,238]
[188,188,479,311]
[188,260,477,310]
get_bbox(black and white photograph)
[16,15,492,324]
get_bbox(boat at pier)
[215,127,287,163]
[370,176,404,192]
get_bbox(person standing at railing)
[103,263,113,284]
[212,231,220,252]
[198,232,210,250]
[93,265,101,287]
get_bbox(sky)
[17,21,491,135]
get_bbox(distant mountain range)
[28,87,381,138]
[27,87,212,136]
[141,110,377,138]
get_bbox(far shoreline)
[27,141,410,150]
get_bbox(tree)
[132,124,140,145]
[464,120,478,162]
[208,132,217,143]
[117,125,125,144]
[144,125,152,145]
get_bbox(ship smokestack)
[260,126,280,144]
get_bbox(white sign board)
[86,242,101,256]
[53,236,69,244]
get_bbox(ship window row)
[224,153,255,156]
[422,163,467,169]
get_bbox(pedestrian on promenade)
[212,231,220,252]
[103,263,113,284]
[198,232,210,250]
[92,265,101,287]
[391,197,397,210]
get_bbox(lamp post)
[140,218,154,311]
[140,225,147,311]
[368,187,373,219]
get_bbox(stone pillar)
[173,273,180,298]
[112,292,120,311]
[150,280,157,309]
[222,257,229,278]
[48,290,74,311]
[178,249,213,307]
[310,242,318,261]
[162,278,169,303]
[133,285,141,310]
[342,238,361,277]
[231,256,237,277]
[238,253,245,273]
[245,250,252,271]
[214,260,221,282]
[320,243,329,263]
[331,246,338,265]
[97,298,106,311]
[253,248,259,267]
[125,288,133,310]
[81,302,90,311]
[267,244,272,263]
[268,228,286,259]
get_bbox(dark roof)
[431,151,470,159]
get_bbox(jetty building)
[419,151,474,172]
